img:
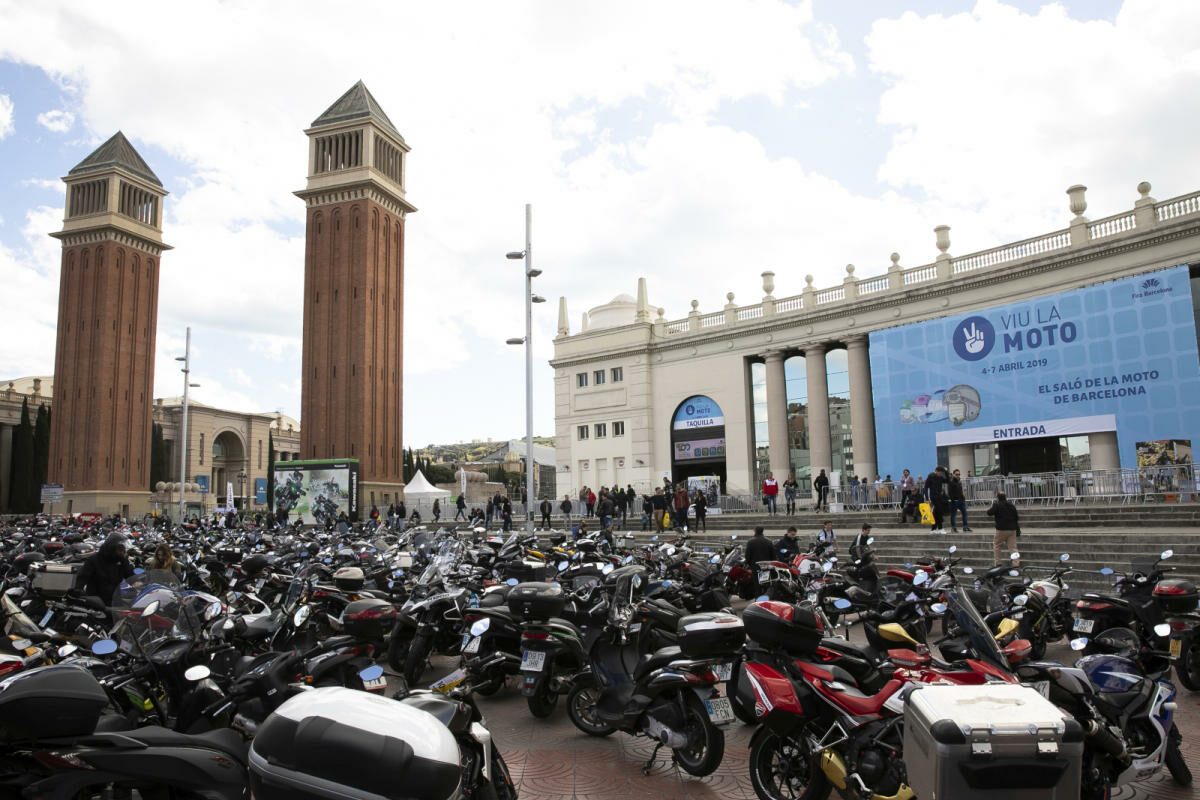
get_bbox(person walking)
[432,499,441,522]
[626,485,636,518]
[598,492,615,529]
[813,469,830,512]
[783,473,798,515]
[485,497,495,528]
[454,494,467,521]
[673,483,690,530]
[559,495,573,527]
[948,469,972,533]
[692,488,707,532]
[650,487,669,532]
[925,466,949,534]
[539,497,552,528]
[987,491,1020,566]
[762,472,779,515]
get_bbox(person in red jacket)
[762,472,779,515]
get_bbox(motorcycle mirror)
[948,545,957,554]
[710,555,720,564]
[387,581,395,589]
[506,578,519,586]
[602,564,614,575]
[57,644,78,659]
[913,571,929,586]
[666,546,676,556]
[623,555,634,565]
[1155,623,1172,637]
[222,618,235,631]
[11,638,31,651]
[1009,569,1020,577]
[557,560,568,571]
[91,639,118,655]
[470,618,491,636]
[359,664,384,683]
[1010,552,1021,561]
[205,601,222,621]
[323,557,332,564]
[821,561,833,573]
[141,600,160,617]
[1070,638,1088,651]
[833,598,852,610]
[184,665,211,682]
[651,536,658,541]
[731,534,738,539]
[293,605,311,627]
[133,567,145,575]
[866,538,875,545]
[756,595,769,602]
[931,602,948,614]
[1013,594,1028,606]
[1161,549,1174,560]
[963,567,974,575]
[1059,553,1070,562]
[1100,567,1114,575]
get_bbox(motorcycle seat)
[93,725,248,764]
[635,645,684,681]
[984,565,1013,579]
[480,589,510,608]
[475,605,516,622]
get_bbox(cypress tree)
[8,398,34,513]
[149,423,166,492]
[33,404,50,509]
[266,429,276,509]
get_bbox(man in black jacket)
[948,469,972,533]
[79,533,133,608]
[986,491,1020,565]
[745,525,776,566]
[924,465,950,533]
[776,526,801,561]
[539,497,552,528]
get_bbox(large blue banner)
[868,265,1200,474]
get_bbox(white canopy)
[403,470,451,515]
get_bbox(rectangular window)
[593,370,606,385]
[577,373,588,388]
[611,367,623,382]
[613,421,625,437]
[595,423,607,438]
[577,425,589,440]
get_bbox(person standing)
[641,494,653,531]
[925,466,949,534]
[80,534,133,608]
[783,473,798,515]
[614,487,626,525]
[777,526,801,561]
[626,485,636,518]
[745,526,776,566]
[598,492,615,529]
[948,469,971,533]
[900,469,915,510]
[587,488,597,518]
[455,494,467,521]
[692,488,707,532]
[650,487,669,532]
[673,483,690,530]
[432,498,441,522]
[762,472,779,515]
[539,497,552,528]
[987,491,1020,566]
[813,469,830,512]
[559,495,573,527]
[485,497,495,528]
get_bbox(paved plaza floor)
[424,629,1200,799]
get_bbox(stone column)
[948,444,974,478]
[764,351,790,482]
[0,423,11,511]
[805,344,832,487]
[1088,431,1120,471]
[846,336,877,480]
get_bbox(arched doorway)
[670,396,727,494]
[211,430,247,509]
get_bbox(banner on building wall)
[672,396,725,430]
[272,459,359,524]
[196,475,209,494]
[869,265,1200,474]
[254,478,267,504]
[674,438,726,461]
[687,475,721,506]
[1137,439,1193,467]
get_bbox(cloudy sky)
[1,0,1197,446]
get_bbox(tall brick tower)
[48,132,170,517]
[297,82,414,510]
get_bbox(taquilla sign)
[868,265,1200,473]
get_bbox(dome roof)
[610,293,636,305]
[586,292,638,331]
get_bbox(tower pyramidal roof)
[68,131,162,188]
[311,80,404,142]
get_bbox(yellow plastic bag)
[663,511,671,528]
[918,502,934,525]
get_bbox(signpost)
[40,483,63,516]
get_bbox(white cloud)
[21,178,65,194]
[0,93,12,139]
[36,109,73,132]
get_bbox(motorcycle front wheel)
[526,680,558,718]
[672,692,725,777]
[566,684,616,737]
[1174,638,1200,692]
[403,633,432,687]
[1167,725,1192,786]
[749,727,831,800]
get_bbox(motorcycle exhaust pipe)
[1085,719,1129,763]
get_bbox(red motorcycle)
[738,598,1028,800]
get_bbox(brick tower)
[48,132,170,517]
[296,82,414,510]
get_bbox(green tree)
[8,398,35,513]
[33,405,50,506]
[266,430,276,510]
[149,423,167,492]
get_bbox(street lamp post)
[237,470,247,513]
[506,204,544,533]
[174,328,200,524]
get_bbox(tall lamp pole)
[174,328,199,523]
[506,204,544,533]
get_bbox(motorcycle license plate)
[1073,618,1095,633]
[759,571,770,582]
[363,676,387,693]
[713,662,733,682]
[521,650,546,672]
[465,636,481,654]
[722,565,732,573]
[1031,681,1049,699]
[705,696,734,724]
[38,610,53,628]
[1171,638,1183,658]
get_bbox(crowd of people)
[557,479,712,536]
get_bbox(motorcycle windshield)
[111,570,202,658]
[947,585,1009,673]
[283,565,317,613]
[722,546,743,569]
[2,593,41,638]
